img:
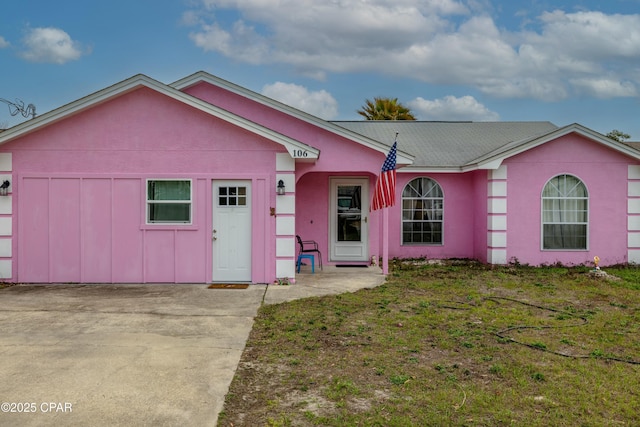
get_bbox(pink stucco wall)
[472,170,490,263]
[6,87,282,283]
[295,171,379,264]
[184,82,388,172]
[294,169,488,264]
[294,172,331,261]
[505,134,633,266]
[384,172,483,260]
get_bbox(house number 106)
[292,149,308,158]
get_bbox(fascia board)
[398,166,466,173]
[569,125,640,160]
[469,123,640,170]
[0,75,149,144]
[172,71,414,165]
[0,74,320,160]
[161,82,320,160]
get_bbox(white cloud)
[190,20,269,64]
[20,27,86,64]
[262,82,339,119]
[515,11,640,98]
[187,0,465,75]
[185,1,640,101]
[536,10,640,60]
[0,36,9,49]
[569,78,638,99]
[408,95,499,121]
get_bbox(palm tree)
[357,97,416,120]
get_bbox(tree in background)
[357,97,416,120]
[606,129,631,142]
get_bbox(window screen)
[147,180,191,224]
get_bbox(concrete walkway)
[0,266,384,426]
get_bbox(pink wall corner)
[505,134,633,266]
[471,170,489,263]
[252,176,274,284]
[295,172,331,260]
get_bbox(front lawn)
[219,261,640,426]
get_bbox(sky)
[1,0,639,139]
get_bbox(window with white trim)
[402,177,443,244]
[542,174,588,250]
[147,180,192,224]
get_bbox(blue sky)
[1,0,639,139]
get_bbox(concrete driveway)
[0,284,267,426]
[0,267,385,426]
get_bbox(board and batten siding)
[18,176,208,283]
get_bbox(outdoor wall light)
[277,179,286,195]
[0,180,9,196]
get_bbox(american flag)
[371,138,397,211]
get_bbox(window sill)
[541,248,588,252]
[141,223,199,231]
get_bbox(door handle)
[364,217,368,223]
[212,229,217,241]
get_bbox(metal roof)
[332,121,559,169]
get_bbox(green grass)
[218,261,640,426]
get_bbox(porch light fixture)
[0,180,9,196]
[277,179,286,195]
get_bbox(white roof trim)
[398,166,469,173]
[468,123,640,170]
[0,74,320,161]
[171,71,415,165]
[398,123,640,173]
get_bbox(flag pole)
[380,131,398,275]
[383,205,389,274]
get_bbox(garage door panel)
[145,231,175,283]
[81,179,113,282]
[19,178,50,282]
[176,230,206,282]
[49,178,81,282]
[112,178,144,283]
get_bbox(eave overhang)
[172,71,414,165]
[0,74,320,161]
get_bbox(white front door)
[212,180,252,282]
[330,178,369,262]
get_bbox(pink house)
[0,71,639,284]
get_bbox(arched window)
[402,177,443,244]
[542,174,588,250]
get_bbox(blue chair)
[296,235,322,271]
[297,254,315,273]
